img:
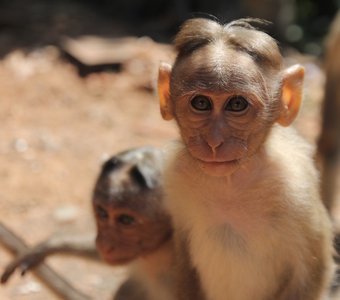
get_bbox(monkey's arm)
[275,240,334,300]
[0,221,92,300]
[1,226,99,284]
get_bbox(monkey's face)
[159,40,303,177]
[174,90,271,176]
[171,49,277,176]
[93,200,171,265]
[92,147,170,264]
[158,44,284,177]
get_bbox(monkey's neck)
[133,239,174,277]
[131,240,175,300]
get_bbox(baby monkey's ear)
[277,64,305,127]
[158,62,174,121]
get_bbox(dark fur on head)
[171,18,284,121]
[93,147,164,216]
[174,18,281,68]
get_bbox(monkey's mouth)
[196,158,241,176]
[103,256,134,265]
[197,158,240,165]
[100,252,136,265]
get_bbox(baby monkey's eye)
[116,214,136,226]
[95,205,109,220]
[190,95,212,111]
[225,96,249,112]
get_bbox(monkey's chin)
[197,159,240,177]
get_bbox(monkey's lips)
[100,252,137,265]
[102,256,134,265]
[196,158,241,176]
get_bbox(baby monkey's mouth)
[196,157,241,165]
[195,158,242,176]
[198,159,240,169]
[199,158,238,163]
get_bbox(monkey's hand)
[1,247,48,283]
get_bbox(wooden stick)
[0,221,91,300]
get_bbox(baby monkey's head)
[158,18,304,176]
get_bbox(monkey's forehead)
[93,192,164,216]
[171,45,274,98]
[93,186,163,206]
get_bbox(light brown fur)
[159,18,334,300]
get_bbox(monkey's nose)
[206,139,224,155]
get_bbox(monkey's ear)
[277,64,305,127]
[158,62,174,120]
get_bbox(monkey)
[1,146,175,300]
[317,12,340,213]
[93,146,175,300]
[158,18,334,300]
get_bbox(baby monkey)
[93,147,174,300]
[1,147,175,300]
[158,18,334,300]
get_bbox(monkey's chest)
[188,215,278,300]
[164,161,288,299]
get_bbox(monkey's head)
[158,18,304,176]
[92,147,172,265]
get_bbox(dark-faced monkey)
[158,18,334,300]
[93,147,175,300]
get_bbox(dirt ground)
[0,37,339,300]
[0,40,178,300]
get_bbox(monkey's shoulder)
[265,126,320,196]
[266,125,315,168]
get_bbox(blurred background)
[0,0,339,55]
[0,0,339,299]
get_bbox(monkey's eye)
[95,205,109,220]
[116,214,136,226]
[225,96,249,112]
[190,95,212,111]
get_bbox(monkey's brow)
[173,74,267,103]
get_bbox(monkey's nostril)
[207,140,223,154]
